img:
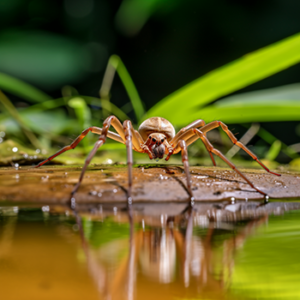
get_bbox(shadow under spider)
[163,166,261,196]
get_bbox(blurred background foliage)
[0,0,300,167]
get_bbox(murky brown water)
[1,202,300,300]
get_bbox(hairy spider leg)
[172,128,268,195]
[200,121,281,176]
[123,120,134,203]
[169,119,216,165]
[193,128,267,195]
[67,116,145,203]
[35,126,124,168]
[68,116,123,201]
[178,140,194,203]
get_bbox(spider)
[35,116,280,204]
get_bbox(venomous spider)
[35,116,280,204]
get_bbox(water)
[0,202,300,300]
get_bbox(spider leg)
[35,126,124,168]
[170,119,206,146]
[172,128,216,166]
[200,121,281,176]
[123,120,134,203]
[170,119,215,165]
[193,128,267,196]
[69,116,126,203]
[172,128,268,195]
[178,140,195,204]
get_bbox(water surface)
[0,202,299,300]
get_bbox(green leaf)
[146,32,300,125]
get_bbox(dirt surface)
[0,164,299,204]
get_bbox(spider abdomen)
[138,117,175,141]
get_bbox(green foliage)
[0,32,300,165]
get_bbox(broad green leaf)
[0,72,51,103]
[186,101,300,125]
[146,32,300,125]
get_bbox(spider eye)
[161,139,164,142]
[152,138,156,142]
[149,136,152,139]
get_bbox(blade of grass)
[6,96,131,122]
[0,72,51,103]
[68,97,92,152]
[100,55,145,121]
[146,32,300,123]
[0,90,42,148]
[265,140,282,161]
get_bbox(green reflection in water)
[231,210,300,300]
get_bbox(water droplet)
[231,197,235,204]
[42,206,50,212]
[142,219,145,230]
[265,195,269,201]
[107,159,113,164]
[245,198,248,202]
[127,197,132,205]
[113,189,118,193]
[12,147,18,153]
[97,192,102,197]
[70,197,76,209]
[35,149,41,154]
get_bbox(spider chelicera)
[35,116,281,204]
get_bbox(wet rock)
[0,165,299,204]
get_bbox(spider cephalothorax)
[36,115,281,204]
[138,117,175,161]
[146,133,167,160]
